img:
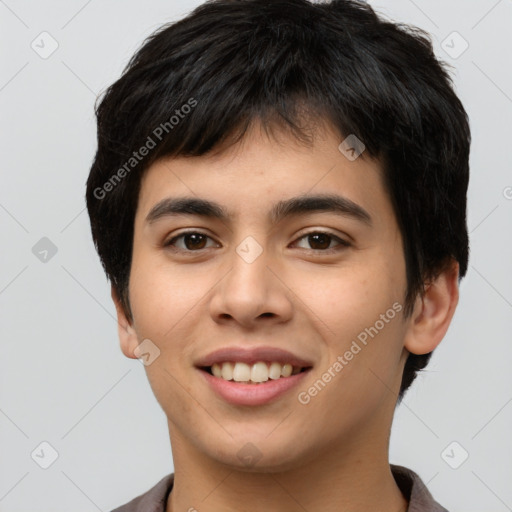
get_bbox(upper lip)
[195,346,314,368]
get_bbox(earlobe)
[403,261,460,355]
[111,286,139,359]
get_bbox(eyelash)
[163,230,351,254]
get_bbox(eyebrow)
[145,193,372,227]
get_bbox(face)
[118,122,412,471]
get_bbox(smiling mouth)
[200,361,311,384]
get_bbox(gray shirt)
[111,464,449,512]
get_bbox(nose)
[208,243,293,329]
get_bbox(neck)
[165,416,408,512]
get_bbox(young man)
[86,0,470,510]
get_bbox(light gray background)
[1,1,511,511]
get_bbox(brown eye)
[294,231,350,252]
[306,233,331,250]
[165,231,217,251]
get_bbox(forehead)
[135,122,390,227]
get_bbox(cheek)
[128,255,204,339]
[291,262,402,338]
[296,302,406,427]
[127,262,202,415]
[290,259,407,405]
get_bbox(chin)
[204,434,316,474]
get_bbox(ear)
[111,285,139,359]
[403,260,460,355]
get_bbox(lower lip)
[198,368,311,406]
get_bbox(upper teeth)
[211,362,301,383]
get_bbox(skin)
[112,121,460,512]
